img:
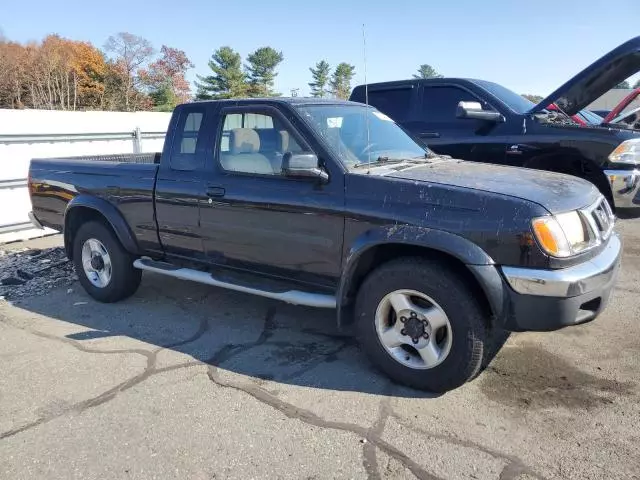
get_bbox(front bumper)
[28,211,44,229]
[500,233,621,331]
[604,169,640,210]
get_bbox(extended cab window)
[367,88,413,121]
[170,109,205,171]
[217,110,304,176]
[421,86,489,121]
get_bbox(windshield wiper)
[352,156,408,168]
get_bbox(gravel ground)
[0,244,75,299]
[0,220,639,480]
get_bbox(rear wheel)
[355,257,488,392]
[72,221,141,302]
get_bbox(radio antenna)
[362,23,371,174]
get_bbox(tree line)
[9,31,635,112]
[0,32,193,111]
[194,46,358,100]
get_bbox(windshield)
[472,80,536,114]
[296,104,428,168]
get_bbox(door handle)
[206,187,225,197]
[419,132,440,138]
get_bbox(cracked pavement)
[1,219,639,480]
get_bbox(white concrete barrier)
[0,109,171,244]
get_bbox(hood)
[385,161,600,214]
[530,36,640,116]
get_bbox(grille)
[581,197,615,243]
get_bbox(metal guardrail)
[0,131,166,144]
[0,179,28,189]
[0,129,166,185]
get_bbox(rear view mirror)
[282,152,329,183]
[456,101,505,122]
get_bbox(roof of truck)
[192,97,356,106]
[351,78,486,90]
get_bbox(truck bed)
[29,153,161,253]
[32,152,161,165]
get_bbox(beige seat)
[220,128,274,174]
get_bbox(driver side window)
[217,111,305,176]
[422,86,494,123]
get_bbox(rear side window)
[421,86,485,122]
[170,109,205,171]
[367,88,413,121]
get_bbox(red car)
[546,88,640,131]
[604,88,640,123]
[545,103,604,125]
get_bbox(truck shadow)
[14,272,448,399]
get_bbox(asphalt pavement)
[1,219,639,480]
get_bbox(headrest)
[230,128,260,154]
[256,129,278,151]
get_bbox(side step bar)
[133,258,337,309]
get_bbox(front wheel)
[355,257,489,392]
[72,221,142,303]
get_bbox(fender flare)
[64,195,139,258]
[337,225,496,319]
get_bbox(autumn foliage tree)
[0,32,193,111]
[0,35,107,110]
[140,46,194,111]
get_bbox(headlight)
[609,139,640,165]
[531,211,590,257]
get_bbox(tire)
[355,257,488,392]
[72,220,142,303]
[472,327,511,380]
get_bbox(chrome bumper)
[604,169,640,209]
[28,211,44,229]
[501,233,621,297]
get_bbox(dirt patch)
[480,344,636,410]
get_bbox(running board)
[133,258,336,308]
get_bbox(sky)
[2,0,639,98]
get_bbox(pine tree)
[330,63,355,100]
[309,60,331,98]
[413,64,443,79]
[245,47,284,97]
[195,46,247,100]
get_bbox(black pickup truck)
[350,36,640,212]
[28,98,621,392]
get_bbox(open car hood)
[529,36,640,116]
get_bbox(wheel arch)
[64,196,139,260]
[337,226,502,327]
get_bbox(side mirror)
[456,101,505,122]
[282,152,329,183]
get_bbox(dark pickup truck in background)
[350,36,640,212]
[28,98,621,392]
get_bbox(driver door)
[199,105,345,287]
